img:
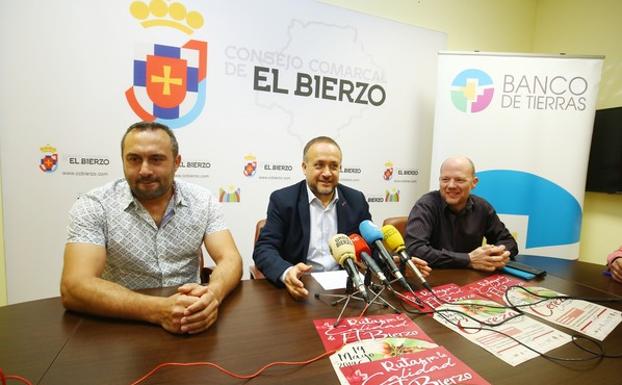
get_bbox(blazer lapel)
[298,182,311,260]
[336,184,348,233]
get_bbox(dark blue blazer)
[252,180,371,286]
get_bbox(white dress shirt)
[305,183,340,272]
[279,184,339,282]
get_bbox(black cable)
[430,284,609,309]
[397,283,622,362]
[503,284,622,306]
[448,322,605,362]
[396,291,526,327]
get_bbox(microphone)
[359,220,412,292]
[382,224,431,291]
[328,234,369,302]
[349,233,391,287]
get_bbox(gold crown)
[244,154,257,161]
[40,144,57,153]
[384,161,394,168]
[130,0,204,35]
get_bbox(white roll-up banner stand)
[430,51,603,260]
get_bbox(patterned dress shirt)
[66,178,226,289]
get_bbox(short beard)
[130,179,170,201]
[312,184,335,199]
[131,186,168,201]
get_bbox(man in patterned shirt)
[60,121,242,334]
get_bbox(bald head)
[440,156,475,177]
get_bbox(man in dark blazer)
[253,136,371,300]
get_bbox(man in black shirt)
[405,156,518,271]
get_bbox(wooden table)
[1,256,621,385]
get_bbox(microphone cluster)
[326,219,432,305]
[328,234,369,302]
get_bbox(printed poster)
[330,337,439,385]
[313,313,433,351]
[461,274,527,303]
[340,346,492,385]
[400,283,470,313]
[504,286,622,341]
[434,298,571,366]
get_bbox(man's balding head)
[438,156,478,213]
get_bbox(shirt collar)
[440,190,474,215]
[306,182,339,207]
[120,180,135,210]
[171,180,186,207]
[464,196,474,211]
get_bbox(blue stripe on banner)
[474,170,582,248]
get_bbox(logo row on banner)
[38,145,416,204]
[31,1,412,205]
[123,0,590,127]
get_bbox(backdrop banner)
[0,0,445,303]
[430,51,603,260]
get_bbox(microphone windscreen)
[382,224,406,253]
[348,233,372,261]
[359,220,383,243]
[328,234,356,266]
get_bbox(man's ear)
[174,154,182,170]
[301,161,307,175]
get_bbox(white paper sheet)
[312,270,365,290]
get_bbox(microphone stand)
[365,273,402,314]
[398,264,421,293]
[394,265,426,308]
[314,271,398,326]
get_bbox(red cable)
[0,368,33,385]
[357,300,371,319]
[129,349,337,385]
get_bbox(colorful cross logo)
[450,69,494,113]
